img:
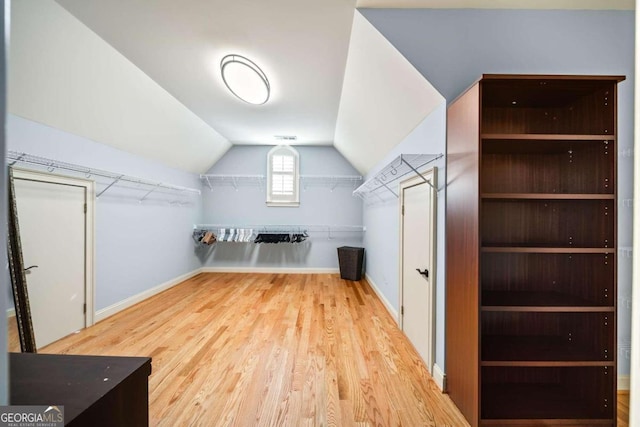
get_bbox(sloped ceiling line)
[10,0,231,173]
[14,1,626,175]
[56,0,357,147]
[334,11,444,175]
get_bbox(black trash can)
[337,246,364,281]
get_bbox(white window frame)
[267,145,300,207]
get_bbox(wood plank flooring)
[7,273,632,426]
[32,273,468,426]
[618,392,629,427]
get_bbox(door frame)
[398,166,437,372]
[13,168,96,327]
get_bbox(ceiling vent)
[275,135,297,141]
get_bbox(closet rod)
[7,151,201,199]
[194,224,365,240]
[194,224,365,232]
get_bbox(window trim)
[266,145,300,207]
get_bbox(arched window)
[267,145,299,207]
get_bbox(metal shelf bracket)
[353,153,443,201]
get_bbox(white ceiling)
[335,12,443,174]
[56,0,357,146]
[10,0,231,174]
[356,0,634,9]
[14,0,632,175]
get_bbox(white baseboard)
[6,307,15,318]
[364,273,398,323]
[433,363,446,392]
[201,267,339,274]
[428,369,625,393]
[94,268,203,322]
[619,375,630,391]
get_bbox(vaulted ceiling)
[56,0,357,148]
[8,0,633,175]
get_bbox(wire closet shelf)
[200,174,265,190]
[7,150,201,202]
[300,175,362,191]
[200,174,362,191]
[353,153,443,200]
[194,224,365,239]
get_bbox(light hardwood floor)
[618,392,629,427]
[21,273,468,426]
[8,273,631,426]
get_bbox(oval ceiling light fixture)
[220,54,270,105]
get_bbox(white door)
[400,172,436,373]
[14,176,87,348]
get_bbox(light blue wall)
[363,103,446,370]
[360,9,634,103]
[361,8,634,375]
[0,0,8,404]
[7,114,202,311]
[201,145,363,269]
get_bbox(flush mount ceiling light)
[220,54,270,105]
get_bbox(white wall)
[0,0,8,405]
[630,3,640,423]
[363,102,446,371]
[8,115,202,312]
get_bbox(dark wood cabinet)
[446,74,623,426]
[10,353,152,427]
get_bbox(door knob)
[416,268,429,278]
[24,265,38,275]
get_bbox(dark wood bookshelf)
[481,382,613,421]
[481,361,614,368]
[482,290,611,309]
[482,247,614,254]
[446,75,622,426]
[482,193,615,200]
[482,306,614,313]
[481,133,613,140]
[481,336,611,362]
[482,138,614,193]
